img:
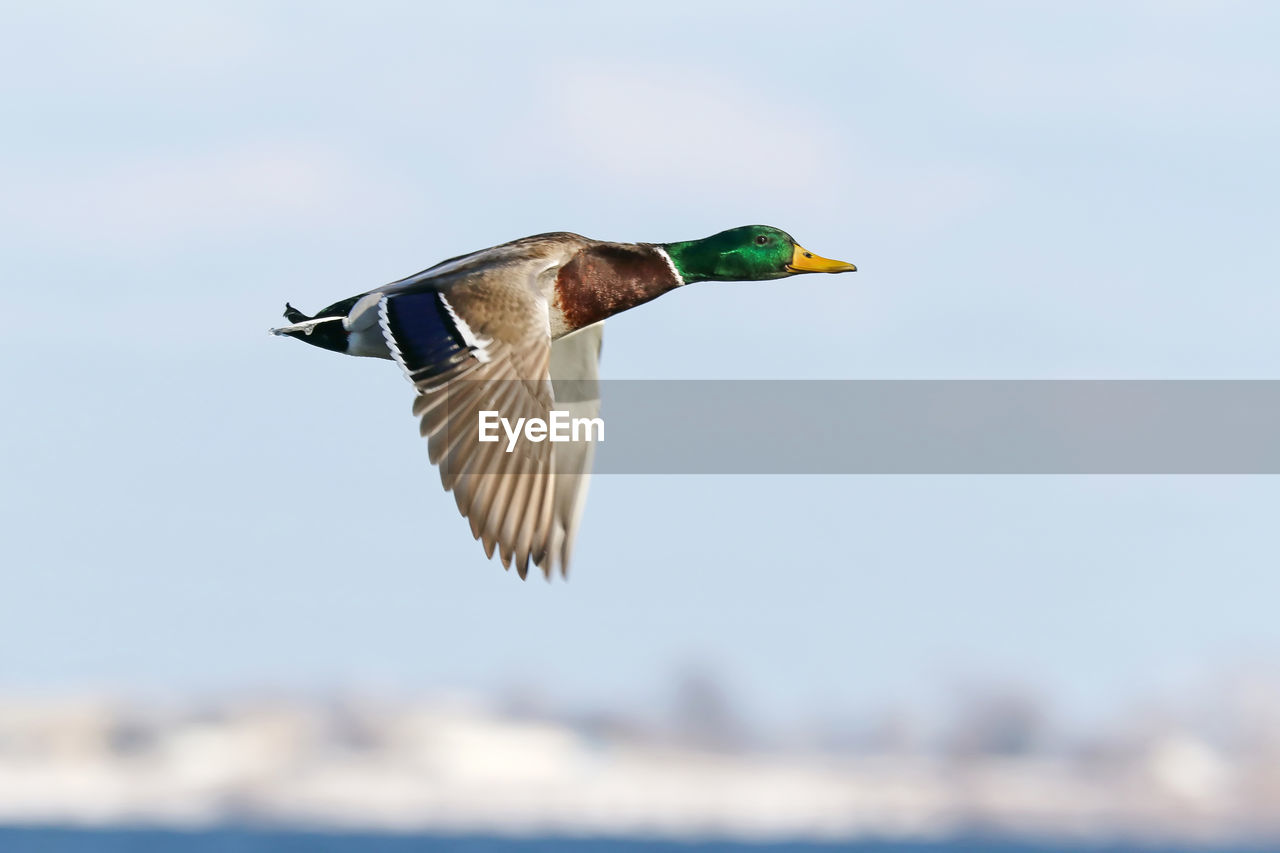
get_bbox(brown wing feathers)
[379,244,575,578]
[377,236,612,579]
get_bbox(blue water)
[0,828,1276,853]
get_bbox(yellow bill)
[787,244,857,274]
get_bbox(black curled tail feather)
[277,303,350,354]
[283,303,310,323]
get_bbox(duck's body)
[280,232,686,357]
[272,226,855,579]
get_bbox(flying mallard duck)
[271,225,856,579]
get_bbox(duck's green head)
[661,225,856,284]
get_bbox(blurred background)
[2,1,1279,849]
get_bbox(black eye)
[755,235,769,245]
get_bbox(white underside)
[269,316,343,336]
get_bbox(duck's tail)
[269,303,350,354]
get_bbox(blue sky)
[2,1,1279,729]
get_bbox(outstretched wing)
[544,322,604,571]
[373,236,601,578]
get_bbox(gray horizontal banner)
[430,381,1280,474]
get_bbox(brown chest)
[552,244,682,335]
